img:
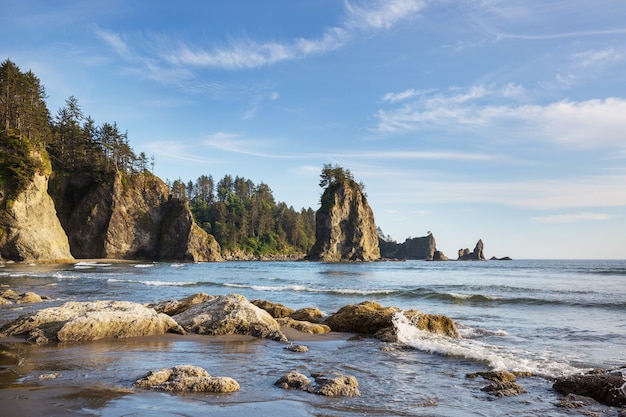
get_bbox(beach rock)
[133,365,239,393]
[306,373,361,397]
[173,294,288,342]
[325,301,460,341]
[251,299,295,318]
[556,393,599,408]
[277,317,331,334]
[308,171,380,262]
[149,293,216,316]
[289,307,326,323]
[403,310,461,338]
[0,300,185,344]
[467,370,527,397]
[553,368,626,407]
[0,289,45,304]
[275,371,311,389]
[458,239,486,261]
[285,344,309,352]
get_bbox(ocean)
[1,259,625,416]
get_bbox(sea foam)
[392,312,580,378]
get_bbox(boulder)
[467,370,528,397]
[173,294,288,342]
[324,301,400,334]
[275,371,311,389]
[133,365,239,393]
[553,368,626,407]
[149,293,216,316]
[325,301,459,340]
[251,299,295,318]
[285,344,309,353]
[277,317,331,334]
[289,307,326,323]
[0,289,42,304]
[0,300,185,344]
[306,373,360,397]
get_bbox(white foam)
[392,312,579,378]
[134,264,155,268]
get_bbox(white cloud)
[572,47,620,68]
[531,212,612,223]
[375,85,626,149]
[98,0,425,73]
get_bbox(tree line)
[169,175,316,255]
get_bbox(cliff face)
[0,171,73,262]
[51,172,221,262]
[379,234,437,260]
[308,181,380,262]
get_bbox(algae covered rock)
[134,365,239,393]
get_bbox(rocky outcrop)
[458,239,486,261]
[276,317,331,334]
[289,307,326,323]
[0,171,73,262]
[251,299,295,318]
[553,368,626,407]
[324,300,460,340]
[308,179,380,262]
[379,234,438,260]
[50,172,221,262]
[0,300,185,344]
[133,365,240,393]
[172,294,288,342]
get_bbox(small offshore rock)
[481,381,527,397]
[285,344,309,353]
[275,371,311,389]
[556,393,599,409]
[133,365,239,393]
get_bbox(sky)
[2,0,626,259]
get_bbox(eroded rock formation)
[133,365,240,393]
[379,234,438,260]
[458,239,486,261]
[308,178,380,262]
[0,171,73,262]
[50,172,221,262]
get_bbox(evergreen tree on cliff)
[308,164,380,262]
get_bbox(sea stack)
[308,165,380,262]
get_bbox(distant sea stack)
[308,165,380,262]
[458,239,486,261]
[379,234,439,260]
[50,172,222,262]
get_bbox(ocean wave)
[223,282,396,295]
[134,264,156,268]
[392,312,580,378]
[74,262,113,269]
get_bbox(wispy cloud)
[531,212,613,224]
[95,0,425,73]
[382,88,435,103]
[374,85,626,150]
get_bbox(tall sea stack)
[308,165,380,262]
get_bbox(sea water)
[1,259,624,416]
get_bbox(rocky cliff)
[308,179,380,262]
[50,172,222,262]
[379,234,438,260]
[0,155,73,262]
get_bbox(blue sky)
[3,0,626,259]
